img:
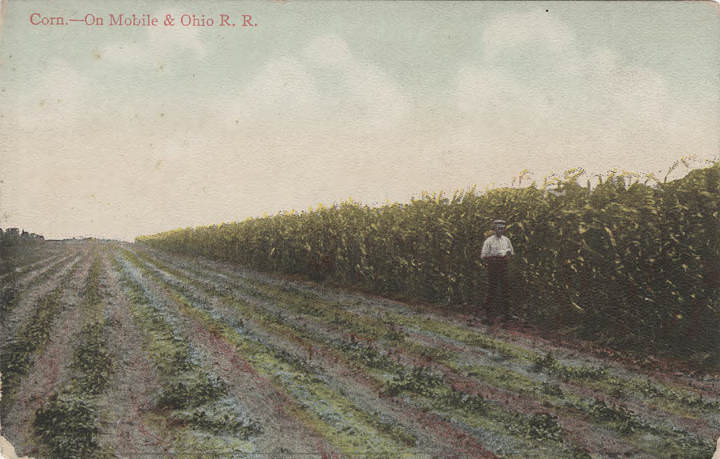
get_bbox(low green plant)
[526,412,563,441]
[158,370,228,411]
[168,400,263,438]
[442,385,486,414]
[70,321,113,395]
[0,288,64,391]
[538,382,564,397]
[384,365,444,397]
[532,352,607,381]
[587,398,642,434]
[339,338,399,372]
[0,283,18,315]
[33,390,110,458]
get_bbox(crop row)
[139,246,718,416]
[0,249,61,282]
[132,247,715,457]
[0,238,53,278]
[121,248,434,455]
[110,252,264,455]
[0,253,77,318]
[0,255,84,412]
[34,253,115,458]
[127,248,591,456]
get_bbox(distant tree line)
[0,228,45,242]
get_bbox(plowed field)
[1,240,718,458]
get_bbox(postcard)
[1,1,718,457]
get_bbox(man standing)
[481,219,513,324]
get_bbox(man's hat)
[493,219,506,226]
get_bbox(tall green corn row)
[138,163,719,362]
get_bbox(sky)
[0,0,718,241]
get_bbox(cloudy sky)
[0,1,718,241]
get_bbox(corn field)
[138,162,720,366]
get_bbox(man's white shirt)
[481,235,514,258]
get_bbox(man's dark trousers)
[485,257,509,321]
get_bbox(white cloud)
[304,34,410,128]
[482,10,575,60]
[228,56,320,125]
[225,33,409,131]
[341,59,409,129]
[454,9,718,177]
